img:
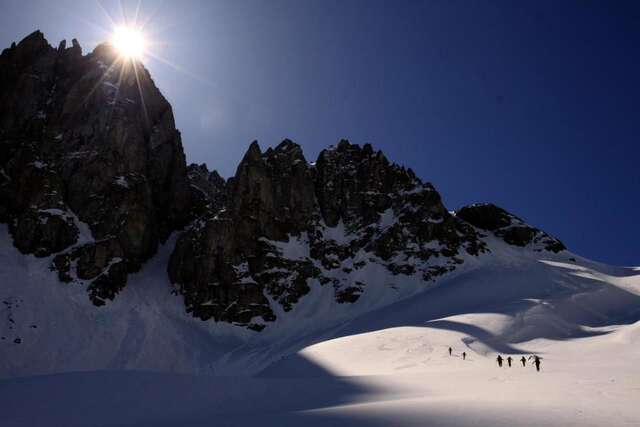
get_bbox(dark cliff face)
[168,139,488,329]
[187,163,226,216]
[0,31,191,304]
[169,141,567,330]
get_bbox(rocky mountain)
[0,31,566,331]
[0,31,190,304]
[169,139,565,330]
[169,140,488,330]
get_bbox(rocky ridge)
[0,31,567,330]
[168,139,563,330]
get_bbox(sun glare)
[111,26,145,60]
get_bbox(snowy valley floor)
[1,223,640,426]
[1,321,640,427]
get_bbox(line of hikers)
[496,354,542,372]
[448,346,467,360]
[448,347,542,372]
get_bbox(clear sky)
[1,0,638,266]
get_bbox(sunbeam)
[132,60,150,128]
[79,55,121,108]
[144,49,214,87]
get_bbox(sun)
[111,26,146,60]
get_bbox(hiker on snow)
[528,355,542,372]
[507,356,513,367]
[520,356,526,367]
[533,355,542,372]
[496,355,503,367]
[462,352,466,360]
[449,347,452,356]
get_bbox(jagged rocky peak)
[315,139,423,227]
[455,203,566,252]
[0,31,191,304]
[169,139,486,330]
[169,139,321,329]
[228,139,318,240]
[186,163,226,217]
[187,163,225,189]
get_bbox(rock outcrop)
[455,203,566,252]
[0,31,190,304]
[168,139,487,329]
[186,163,226,219]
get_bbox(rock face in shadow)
[186,163,226,218]
[455,203,566,252]
[0,31,190,304]
[168,139,488,329]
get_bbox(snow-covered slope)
[2,220,639,378]
[1,221,640,426]
[1,222,639,426]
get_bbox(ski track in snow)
[0,224,639,426]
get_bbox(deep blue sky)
[1,1,638,265]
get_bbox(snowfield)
[1,223,639,426]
